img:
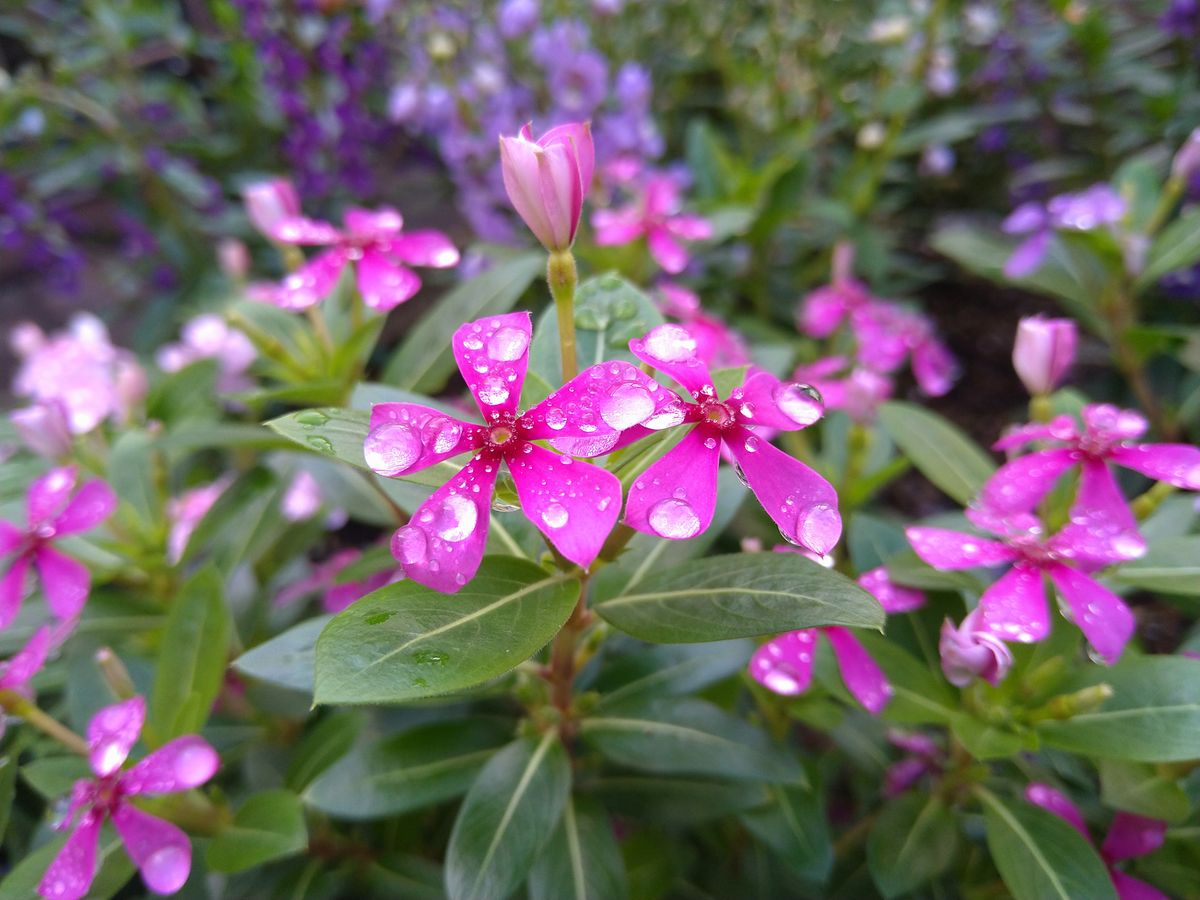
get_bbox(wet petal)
[86,696,145,777]
[266,249,348,311]
[1024,783,1090,840]
[53,480,117,535]
[735,371,825,431]
[1047,563,1134,665]
[0,625,52,691]
[525,361,671,441]
[978,564,1050,644]
[1083,404,1148,443]
[342,206,403,242]
[27,466,78,529]
[906,527,1017,570]
[266,215,342,245]
[0,554,31,629]
[365,404,484,477]
[111,804,192,895]
[388,229,461,268]
[858,567,926,614]
[453,313,531,419]
[391,454,499,593]
[122,736,220,795]
[980,448,1077,514]
[38,812,102,900]
[357,248,420,311]
[624,427,720,541]
[35,546,90,621]
[647,226,689,274]
[825,627,892,713]
[992,416,1079,451]
[1109,872,1170,900]
[629,323,715,398]
[729,429,841,555]
[508,444,620,568]
[1004,230,1051,279]
[749,630,817,696]
[1110,443,1200,491]
[1055,460,1145,563]
[1101,813,1166,862]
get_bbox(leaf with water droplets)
[594,553,884,643]
[314,556,580,704]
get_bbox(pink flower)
[280,471,323,522]
[656,283,750,369]
[939,608,1014,687]
[249,205,459,312]
[792,358,893,424]
[592,173,712,274]
[155,315,256,393]
[981,404,1200,518]
[906,501,1144,664]
[242,177,301,236]
[166,479,229,565]
[1025,784,1168,900]
[37,697,219,900]
[274,548,395,613]
[622,324,840,552]
[797,244,873,338]
[10,401,73,459]
[499,121,594,252]
[885,731,944,795]
[0,467,116,628]
[364,312,674,593]
[216,238,250,281]
[1013,315,1077,395]
[0,623,67,696]
[858,566,926,613]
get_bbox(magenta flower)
[499,122,594,252]
[250,205,459,312]
[939,608,1014,687]
[0,625,56,696]
[656,282,750,369]
[274,548,395,613]
[1003,184,1126,278]
[166,479,230,565]
[38,697,219,900]
[797,243,872,338]
[0,467,116,628]
[621,324,839,551]
[1025,784,1168,900]
[10,401,73,460]
[364,312,675,593]
[885,731,944,796]
[906,501,1143,664]
[1012,315,1077,396]
[981,404,1200,518]
[792,358,893,423]
[592,173,712,274]
[155,315,256,394]
[242,177,301,237]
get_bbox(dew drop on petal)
[774,382,825,426]
[733,462,750,487]
[642,324,697,363]
[541,502,570,529]
[491,496,520,512]
[364,423,423,476]
[545,407,568,431]
[174,744,218,784]
[762,666,805,695]
[487,325,529,361]
[462,335,483,350]
[743,436,759,453]
[600,382,655,430]
[393,524,428,565]
[433,494,477,542]
[477,376,510,406]
[643,400,687,430]
[424,417,463,454]
[797,503,840,554]
[648,497,702,539]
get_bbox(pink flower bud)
[217,238,250,280]
[939,611,1013,687]
[499,121,593,251]
[1012,315,1076,395]
[243,177,301,237]
[1171,127,1200,183]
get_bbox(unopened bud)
[1029,683,1113,721]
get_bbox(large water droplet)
[295,410,329,427]
[762,666,805,695]
[424,417,463,454]
[643,400,687,430]
[600,382,655,429]
[487,325,529,361]
[541,502,570,529]
[545,407,568,431]
[774,382,825,426]
[364,423,423,476]
[477,376,510,406]
[434,494,477,542]
[393,524,429,565]
[462,334,483,350]
[648,497,701,539]
[733,462,750,487]
[306,436,334,455]
[797,503,840,554]
[642,324,697,363]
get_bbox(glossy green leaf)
[314,556,579,705]
[587,776,769,826]
[286,710,364,791]
[878,402,996,505]
[740,785,832,883]
[107,429,158,526]
[233,615,330,695]
[183,466,282,571]
[594,640,754,710]
[856,633,959,725]
[445,732,572,900]
[594,553,883,643]
[1098,759,1190,823]
[950,713,1030,760]
[20,755,91,800]
[528,796,629,900]
[867,791,957,897]
[1136,207,1200,291]
[206,789,308,873]
[1111,537,1200,596]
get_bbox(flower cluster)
[592,172,713,274]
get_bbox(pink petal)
[53,480,117,535]
[536,141,582,250]
[38,811,102,900]
[647,226,689,274]
[121,736,220,795]
[27,467,78,529]
[268,249,348,311]
[590,207,645,245]
[453,313,531,420]
[629,323,714,397]
[0,520,22,556]
[342,206,403,242]
[799,287,851,338]
[1004,230,1052,278]
[728,429,842,556]
[857,567,926,614]
[365,404,484,478]
[110,803,192,895]
[508,444,621,568]
[906,527,1017,570]
[1110,443,1200,491]
[977,563,1050,644]
[1046,564,1133,665]
[0,554,31,629]
[1083,404,1148,443]
[1054,460,1145,563]
[992,416,1078,451]
[87,696,145,778]
[524,362,673,440]
[387,229,460,268]
[357,248,421,311]
[35,546,90,621]
[1109,871,1170,900]
[623,426,721,540]
[825,627,893,713]
[1024,783,1090,840]
[266,215,342,245]
[643,176,681,218]
[911,338,958,397]
[0,625,52,691]
[665,214,713,241]
[540,121,594,197]
[500,135,559,249]
[735,371,825,431]
[749,629,817,696]
[1101,814,1166,862]
[390,454,499,593]
[980,448,1077,514]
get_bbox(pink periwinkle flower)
[797,243,873,338]
[593,173,713,274]
[279,470,348,527]
[939,608,1014,687]
[166,479,229,565]
[792,357,893,424]
[364,312,674,593]
[906,500,1144,664]
[37,697,219,900]
[656,283,750,368]
[1012,315,1077,396]
[12,315,146,435]
[274,548,395,613]
[0,467,116,629]
[623,324,840,552]
[155,315,256,393]
[10,401,73,459]
[1002,184,1126,278]
[249,203,459,312]
[1025,784,1168,900]
[885,731,945,796]
[242,177,302,236]
[499,122,594,252]
[0,622,72,697]
[981,404,1200,518]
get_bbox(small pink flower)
[1013,316,1077,395]
[0,622,73,697]
[249,204,459,312]
[1025,784,1167,900]
[364,312,675,593]
[216,238,250,281]
[792,358,893,424]
[275,548,396,613]
[37,697,219,900]
[858,566,926,613]
[499,121,594,252]
[0,467,116,628]
[242,177,301,236]
[280,471,323,522]
[593,173,712,274]
[622,325,840,553]
[166,479,229,565]
[939,608,1014,687]
[656,283,750,369]
[885,730,944,795]
[10,401,73,459]
[155,315,256,393]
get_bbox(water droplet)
[774,382,825,426]
[600,382,655,429]
[424,417,463,454]
[295,410,329,427]
[393,524,429,564]
[173,743,218,785]
[797,504,840,554]
[762,667,804,695]
[613,296,637,318]
[487,325,529,361]
[545,407,568,431]
[364,423,423,476]
[648,497,702,539]
[491,497,520,512]
[143,845,189,894]
[364,611,394,625]
[743,436,760,453]
[642,324,697,362]
[462,335,483,350]
[413,649,450,666]
[541,502,570,529]
[643,401,687,430]
[307,436,334,455]
[733,462,750,487]
[432,494,477,542]
[703,437,718,450]
[477,376,510,406]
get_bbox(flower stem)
[547,574,591,738]
[548,250,579,381]
[0,691,88,755]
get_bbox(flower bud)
[243,178,301,237]
[939,611,1014,687]
[499,122,593,252]
[1012,315,1077,396]
[1171,127,1200,183]
[217,238,250,281]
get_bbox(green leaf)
[1136,207,1200,291]
[383,253,542,393]
[20,755,91,799]
[867,791,958,897]
[151,565,230,739]
[314,556,579,705]
[740,784,833,883]
[950,713,1030,760]
[304,718,512,819]
[107,429,158,526]
[206,789,308,873]
[978,788,1117,900]
[528,796,629,900]
[233,615,331,695]
[286,710,363,791]
[0,752,17,842]
[878,402,995,505]
[1036,656,1200,762]
[594,553,883,643]
[589,776,768,826]
[856,633,959,725]
[580,698,805,784]
[594,640,754,710]
[1098,759,1190,823]
[445,732,572,900]
[182,466,282,571]
[1111,537,1200,596]
[0,825,133,900]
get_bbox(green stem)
[0,691,88,755]
[548,251,579,381]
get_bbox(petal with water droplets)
[825,627,892,714]
[53,480,117,535]
[735,371,825,431]
[1046,563,1133,665]
[267,249,348,311]
[266,215,343,245]
[992,416,1078,451]
[623,426,720,541]
[977,564,1050,644]
[629,323,714,397]
[27,466,78,530]
[1102,813,1166,862]
[111,804,193,895]
[1055,459,1145,563]
[365,404,482,477]
[35,546,90,621]
[38,812,102,900]
[749,630,817,696]
[357,248,421,311]
[453,313,530,418]
[87,696,145,777]
[980,448,1076,515]
[122,736,219,795]
[1110,443,1200,491]
[388,229,460,268]
[906,527,1017,570]
[525,362,669,440]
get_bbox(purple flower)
[593,174,712,274]
[0,624,69,696]
[166,480,229,565]
[498,0,539,39]
[37,697,219,900]
[1002,184,1126,278]
[939,608,1014,687]
[0,467,116,628]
